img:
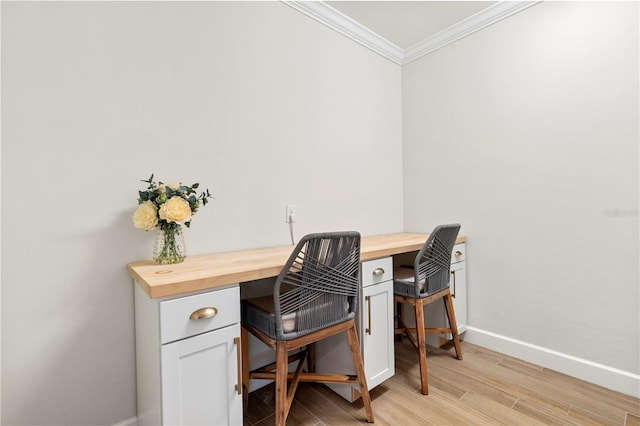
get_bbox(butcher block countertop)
[127,232,466,299]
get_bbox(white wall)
[3,1,638,423]
[0,2,403,424]
[403,0,639,381]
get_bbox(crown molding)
[284,1,404,64]
[283,1,541,65]
[403,1,541,64]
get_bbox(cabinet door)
[161,324,242,426]
[362,280,395,389]
[450,262,467,333]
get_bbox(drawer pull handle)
[451,271,456,298]
[234,337,242,395]
[454,251,463,257]
[372,267,385,276]
[189,307,218,320]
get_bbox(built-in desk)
[128,232,466,425]
[128,232,464,298]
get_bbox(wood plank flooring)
[244,340,640,425]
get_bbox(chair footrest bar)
[398,327,454,334]
[425,327,454,334]
[250,371,358,384]
[251,352,306,374]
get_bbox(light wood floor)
[244,339,640,425]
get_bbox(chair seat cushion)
[393,265,424,298]
[242,295,297,336]
[241,294,353,341]
[393,266,450,298]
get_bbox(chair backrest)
[413,224,461,296]
[273,231,361,340]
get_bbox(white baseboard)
[113,416,137,426]
[464,326,640,398]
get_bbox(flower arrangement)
[133,174,212,263]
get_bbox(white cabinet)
[134,284,243,425]
[316,257,395,402]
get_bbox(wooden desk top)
[128,232,466,299]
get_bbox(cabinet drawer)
[160,286,240,344]
[451,243,466,264]
[361,257,393,287]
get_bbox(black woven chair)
[241,232,374,426]
[394,224,462,395]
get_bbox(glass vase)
[153,225,186,264]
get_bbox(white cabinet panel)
[451,244,466,263]
[161,324,242,426]
[362,280,394,388]
[450,260,467,334]
[160,286,240,344]
[362,257,393,287]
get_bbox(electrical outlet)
[286,204,297,223]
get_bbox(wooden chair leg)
[241,326,250,414]
[285,350,306,416]
[443,293,463,360]
[307,342,316,373]
[414,300,429,395]
[275,341,288,426]
[346,325,375,423]
[395,299,419,350]
[396,301,404,342]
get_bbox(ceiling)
[286,1,538,64]
[327,1,497,49]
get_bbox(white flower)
[159,196,192,224]
[132,201,158,231]
[158,183,180,193]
